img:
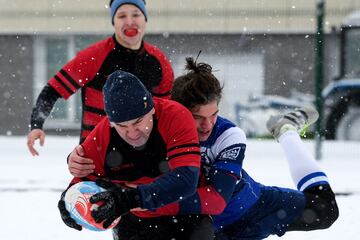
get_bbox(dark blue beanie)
[110,0,148,24]
[103,70,154,123]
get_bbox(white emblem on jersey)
[220,146,241,160]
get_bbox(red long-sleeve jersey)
[47,36,173,142]
[70,98,201,218]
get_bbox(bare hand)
[125,182,138,189]
[130,207,148,212]
[68,145,95,177]
[27,129,45,156]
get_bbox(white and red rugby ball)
[64,181,120,231]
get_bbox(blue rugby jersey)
[115,116,263,223]
[199,116,262,229]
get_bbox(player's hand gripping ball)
[64,181,121,231]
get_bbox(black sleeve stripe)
[167,143,200,152]
[83,105,106,115]
[167,151,201,161]
[30,84,61,130]
[60,69,81,89]
[54,75,74,95]
[152,91,171,97]
[79,137,86,144]
[82,124,96,131]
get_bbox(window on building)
[33,35,103,131]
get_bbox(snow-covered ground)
[1,136,359,240]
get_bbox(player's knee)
[303,185,339,229]
[324,203,339,229]
[316,198,339,229]
[324,196,339,228]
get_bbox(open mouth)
[124,28,138,37]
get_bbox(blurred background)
[1,0,360,141]
[1,2,360,239]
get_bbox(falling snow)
[0,136,358,239]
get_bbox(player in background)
[168,56,339,239]
[58,70,213,240]
[27,0,173,156]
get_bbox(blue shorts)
[215,185,306,240]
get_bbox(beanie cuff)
[110,0,148,24]
[106,102,153,123]
[103,70,154,123]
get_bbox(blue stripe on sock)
[297,172,327,190]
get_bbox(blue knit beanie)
[110,0,147,24]
[103,70,154,123]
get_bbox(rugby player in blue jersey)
[169,56,339,239]
[67,56,339,239]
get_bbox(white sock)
[278,130,329,191]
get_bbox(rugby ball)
[64,181,120,231]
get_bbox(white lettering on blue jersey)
[220,146,242,161]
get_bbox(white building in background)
[0,0,359,135]
[0,0,359,33]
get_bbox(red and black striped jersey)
[71,98,200,218]
[48,36,173,142]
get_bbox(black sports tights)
[288,184,339,231]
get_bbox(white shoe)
[266,108,319,140]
